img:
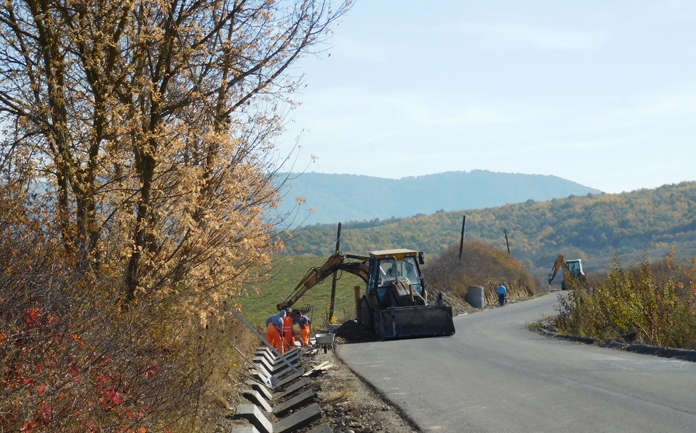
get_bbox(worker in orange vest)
[265,310,286,354]
[281,308,296,352]
[291,310,312,346]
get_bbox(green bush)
[554,252,696,349]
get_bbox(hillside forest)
[282,181,696,282]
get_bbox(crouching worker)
[265,309,286,354]
[292,310,312,346]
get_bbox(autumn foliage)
[0,185,243,431]
[0,0,350,431]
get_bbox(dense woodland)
[282,181,696,278]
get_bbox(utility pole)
[329,222,341,322]
[504,229,511,256]
[459,215,466,260]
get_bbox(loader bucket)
[375,305,455,340]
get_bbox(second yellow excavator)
[548,254,587,290]
[277,249,455,340]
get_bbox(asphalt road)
[337,293,696,433]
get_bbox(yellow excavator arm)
[548,254,586,290]
[276,252,370,311]
[547,254,567,284]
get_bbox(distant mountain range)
[272,170,602,225]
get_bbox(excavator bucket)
[375,305,455,340]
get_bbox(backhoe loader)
[548,254,586,290]
[277,249,455,340]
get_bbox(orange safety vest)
[266,322,284,354]
[282,315,295,349]
[299,323,311,346]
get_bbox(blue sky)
[277,0,696,194]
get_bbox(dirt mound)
[333,320,377,343]
[434,289,471,315]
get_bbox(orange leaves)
[24,307,44,328]
[69,333,88,349]
[20,420,37,432]
[143,360,158,378]
[98,388,124,406]
[1,257,177,432]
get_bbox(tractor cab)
[565,259,585,278]
[367,249,425,307]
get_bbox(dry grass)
[424,241,539,305]
[322,389,355,405]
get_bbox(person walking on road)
[497,282,507,306]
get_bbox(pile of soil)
[433,289,471,315]
[333,320,377,343]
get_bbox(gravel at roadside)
[296,344,421,433]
